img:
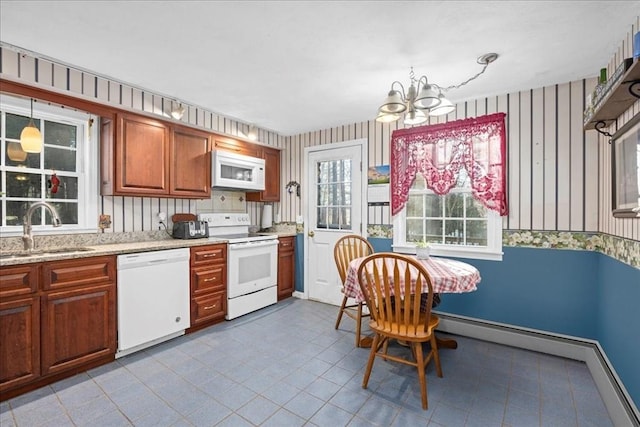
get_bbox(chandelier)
[376,53,498,125]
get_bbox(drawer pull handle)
[203,254,217,258]
[204,304,216,310]
[204,277,216,282]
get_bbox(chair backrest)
[334,235,374,284]
[357,253,435,335]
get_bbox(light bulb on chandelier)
[376,53,498,125]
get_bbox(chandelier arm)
[390,81,407,100]
[441,62,490,91]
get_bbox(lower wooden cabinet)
[189,244,227,330]
[277,236,296,300]
[0,256,116,399]
[0,296,40,392]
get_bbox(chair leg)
[362,333,379,390]
[414,342,428,410]
[430,335,443,378]
[334,295,349,329]
[354,302,363,347]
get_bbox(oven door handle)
[228,240,279,250]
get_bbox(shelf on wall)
[584,58,640,130]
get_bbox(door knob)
[308,230,315,237]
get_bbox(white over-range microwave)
[212,150,266,191]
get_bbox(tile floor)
[1,299,614,426]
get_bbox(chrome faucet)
[22,202,62,251]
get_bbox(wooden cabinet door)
[277,237,295,300]
[41,283,116,376]
[171,126,211,198]
[115,113,170,196]
[41,256,116,376]
[247,147,281,202]
[0,296,40,393]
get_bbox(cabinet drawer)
[42,256,116,291]
[192,265,226,294]
[191,245,226,266]
[278,236,295,252]
[0,265,39,298]
[192,292,226,325]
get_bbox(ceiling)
[1,1,638,136]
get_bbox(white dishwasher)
[116,248,190,358]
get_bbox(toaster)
[172,221,209,239]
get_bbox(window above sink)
[0,95,99,236]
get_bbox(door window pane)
[315,158,352,230]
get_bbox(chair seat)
[369,314,439,341]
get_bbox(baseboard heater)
[434,311,640,427]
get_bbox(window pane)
[407,194,423,217]
[444,192,465,217]
[50,176,78,200]
[53,202,78,225]
[317,207,327,229]
[317,184,329,206]
[340,207,351,230]
[406,219,422,242]
[5,172,41,198]
[425,194,442,217]
[5,201,30,225]
[44,121,77,148]
[425,220,443,244]
[44,146,76,172]
[466,194,487,218]
[466,219,487,246]
[6,113,40,140]
[444,220,465,245]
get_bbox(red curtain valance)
[391,112,508,216]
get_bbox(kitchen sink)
[0,247,94,259]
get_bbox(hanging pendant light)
[20,99,43,153]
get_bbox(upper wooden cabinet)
[101,113,211,199]
[246,146,281,202]
[213,135,261,157]
[171,125,211,198]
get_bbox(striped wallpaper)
[279,19,640,243]
[1,16,638,242]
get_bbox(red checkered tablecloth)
[343,255,481,302]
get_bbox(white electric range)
[198,213,279,320]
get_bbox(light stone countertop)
[0,237,229,267]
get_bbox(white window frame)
[392,184,503,261]
[0,94,99,236]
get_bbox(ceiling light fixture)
[376,53,498,125]
[20,98,43,153]
[171,102,185,120]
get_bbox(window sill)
[392,244,503,261]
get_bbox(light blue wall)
[360,237,640,407]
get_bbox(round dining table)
[343,254,481,348]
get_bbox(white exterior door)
[304,140,366,306]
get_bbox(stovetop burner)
[197,213,278,244]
